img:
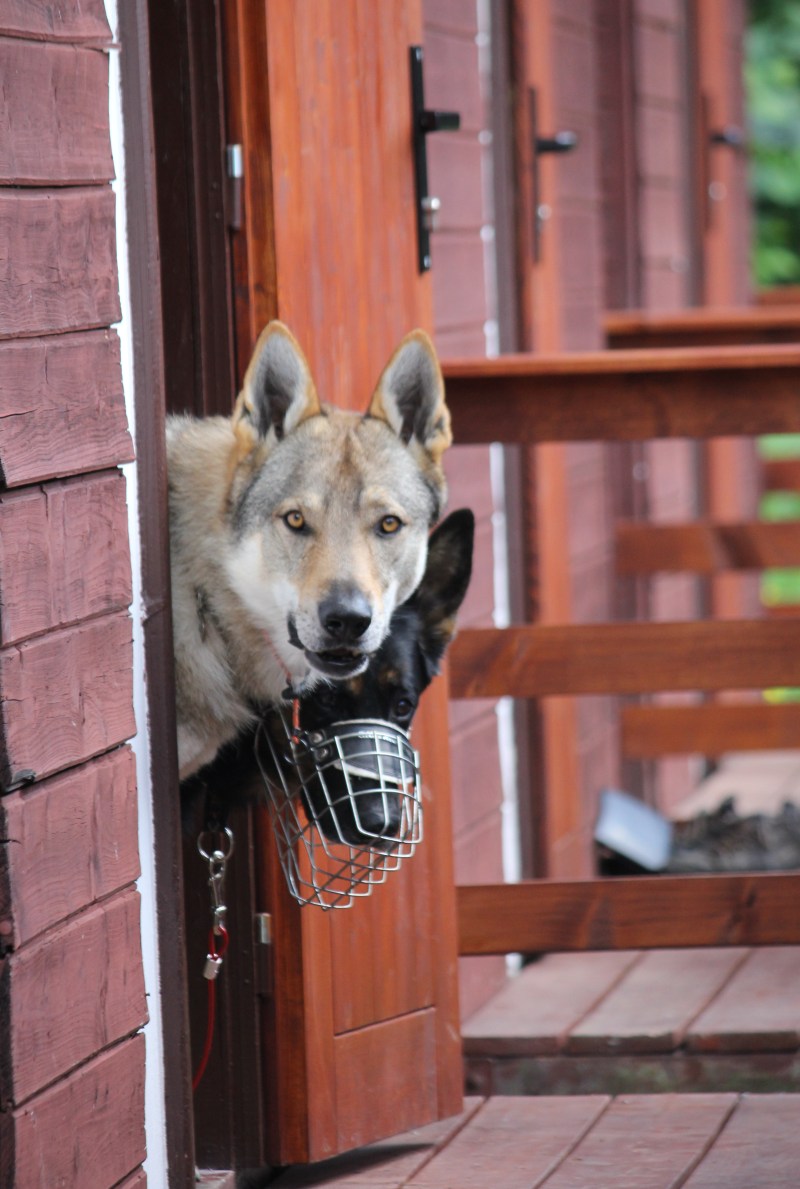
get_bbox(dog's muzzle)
[255,712,423,909]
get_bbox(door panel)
[225,0,462,1164]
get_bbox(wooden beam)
[605,305,800,349]
[763,459,800,492]
[616,520,800,574]
[449,620,800,698]
[457,875,800,954]
[621,702,800,758]
[442,345,800,444]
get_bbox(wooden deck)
[269,1093,800,1187]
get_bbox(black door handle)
[410,46,461,272]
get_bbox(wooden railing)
[442,342,800,956]
[604,305,800,349]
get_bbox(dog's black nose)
[319,588,372,642]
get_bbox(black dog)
[182,509,474,847]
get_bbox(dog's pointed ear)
[367,330,452,466]
[412,509,475,679]
[233,321,321,445]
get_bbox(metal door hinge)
[254,911,273,996]
[226,143,243,231]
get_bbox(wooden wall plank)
[2,889,146,1103]
[621,703,800,758]
[0,473,132,645]
[449,620,800,698]
[442,346,800,443]
[0,188,120,339]
[0,612,135,788]
[457,876,800,955]
[0,1,110,44]
[0,39,113,184]
[0,747,139,947]
[0,331,132,487]
[0,1035,145,1189]
[616,520,800,574]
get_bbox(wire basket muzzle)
[255,713,423,909]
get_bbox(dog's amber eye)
[378,515,402,536]
[284,510,305,532]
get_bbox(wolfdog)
[181,509,474,845]
[167,321,452,779]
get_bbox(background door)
[222,0,463,1165]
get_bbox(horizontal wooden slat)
[0,1035,145,1189]
[0,612,135,788]
[0,473,132,644]
[457,874,800,955]
[0,40,113,184]
[616,520,800,574]
[682,1094,800,1188]
[622,703,800,758]
[0,748,140,946]
[605,305,800,349]
[0,188,120,339]
[687,948,800,1054]
[442,345,800,443]
[3,888,146,1103]
[449,620,800,698]
[763,458,800,492]
[0,331,132,487]
[0,2,111,44]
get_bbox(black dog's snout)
[319,587,372,642]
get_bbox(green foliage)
[746,2,800,286]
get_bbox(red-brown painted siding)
[424,0,508,1017]
[0,6,145,1186]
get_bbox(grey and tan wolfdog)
[167,321,452,779]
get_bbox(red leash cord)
[193,634,300,1092]
[192,923,230,1091]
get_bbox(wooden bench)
[440,344,800,954]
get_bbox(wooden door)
[223,0,462,1164]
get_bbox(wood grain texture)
[0,188,120,339]
[606,304,800,348]
[0,747,139,946]
[538,1094,737,1189]
[687,947,800,1053]
[405,1096,610,1189]
[0,473,132,645]
[442,345,800,444]
[0,331,132,487]
[2,888,146,1103]
[0,612,135,788]
[333,1010,438,1153]
[0,0,110,44]
[457,875,800,955]
[449,620,800,698]
[462,951,641,1057]
[616,520,800,573]
[566,948,750,1055]
[0,1035,145,1189]
[621,703,800,758]
[683,1093,800,1188]
[0,39,113,184]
